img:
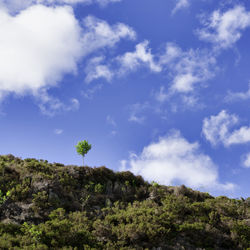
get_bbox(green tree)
[75,140,92,166]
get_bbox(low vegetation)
[0,154,249,249]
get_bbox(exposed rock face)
[32,180,50,192]
[105,180,113,195]
[0,200,39,224]
[1,201,22,223]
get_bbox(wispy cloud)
[54,128,63,135]
[242,153,250,168]
[85,57,113,83]
[81,15,136,56]
[150,43,216,110]
[82,84,103,99]
[84,41,160,84]
[106,115,116,127]
[0,0,122,13]
[118,41,162,74]
[225,83,250,102]
[154,86,169,103]
[128,102,150,124]
[160,43,216,93]
[172,0,190,15]
[37,90,80,116]
[120,130,235,192]
[106,115,117,136]
[197,5,250,49]
[86,41,216,105]
[202,110,250,147]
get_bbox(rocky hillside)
[0,154,249,249]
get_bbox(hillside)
[0,154,249,249]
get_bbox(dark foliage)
[0,154,249,249]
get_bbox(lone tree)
[75,140,91,166]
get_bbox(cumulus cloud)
[118,41,161,74]
[86,42,215,101]
[172,0,190,15]
[81,15,136,56]
[160,43,216,93]
[82,16,135,82]
[120,131,235,191]
[197,5,250,49]
[0,5,135,114]
[84,41,160,83]
[0,5,83,97]
[226,126,250,145]
[202,110,238,146]
[202,110,250,147]
[83,42,215,110]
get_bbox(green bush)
[94,183,104,194]
[0,155,249,249]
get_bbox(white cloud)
[84,41,215,100]
[202,110,250,147]
[154,86,169,103]
[84,41,160,84]
[81,15,136,56]
[0,0,121,13]
[37,90,80,116]
[128,102,150,124]
[71,98,80,109]
[54,128,63,135]
[85,56,113,83]
[0,5,135,114]
[0,5,83,96]
[225,83,250,102]
[242,153,250,168]
[0,0,33,13]
[106,115,116,127]
[160,43,216,93]
[120,131,235,191]
[95,0,121,7]
[56,0,121,5]
[173,74,199,93]
[226,126,250,145]
[172,0,190,15]
[202,110,238,146]
[81,41,216,112]
[118,41,162,74]
[82,84,103,99]
[197,5,250,49]
[106,115,117,136]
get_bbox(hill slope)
[0,154,249,249]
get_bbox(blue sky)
[0,0,250,198]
